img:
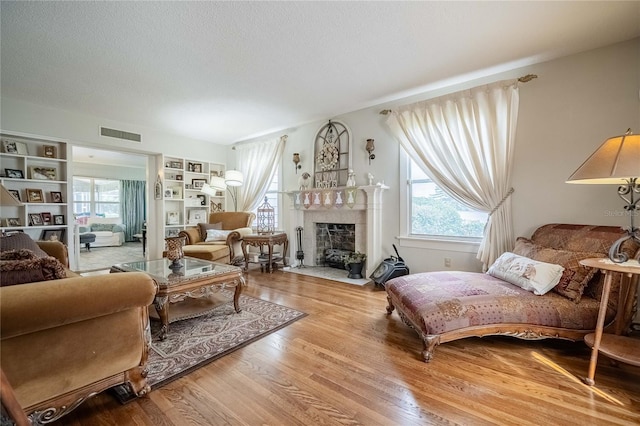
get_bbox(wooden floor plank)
[53,270,640,425]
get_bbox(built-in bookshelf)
[0,132,72,245]
[161,156,226,238]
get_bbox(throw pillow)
[487,252,564,295]
[205,229,231,242]
[514,237,604,303]
[0,233,49,258]
[0,255,67,286]
[91,223,114,232]
[198,222,222,240]
[0,249,39,261]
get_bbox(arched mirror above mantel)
[313,120,351,188]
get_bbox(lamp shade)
[225,170,244,187]
[209,176,227,191]
[200,183,217,196]
[567,132,640,184]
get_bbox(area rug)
[112,292,306,403]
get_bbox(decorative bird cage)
[257,196,275,234]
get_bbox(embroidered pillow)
[514,237,604,302]
[198,222,222,240]
[487,252,564,295]
[205,229,231,242]
[0,253,67,286]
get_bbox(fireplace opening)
[315,223,355,269]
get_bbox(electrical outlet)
[444,257,452,268]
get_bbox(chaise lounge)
[385,224,640,362]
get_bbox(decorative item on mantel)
[257,196,275,234]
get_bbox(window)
[73,177,121,222]
[408,158,487,239]
[252,166,280,230]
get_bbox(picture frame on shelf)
[172,186,183,199]
[2,140,28,155]
[8,189,20,201]
[50,191,63,203]
[4,218,20,227]
[53,215,65,225]
[188,209,207,224]
[169,161,182,169]
[164,189,173,199]
[188,162,203,173]
[166,229,180,237]
[29,213,43,226]
[176,174,183,181]
[40,228,66,242]
[40,212,52,225]
[26,188,44,203]
[191,178,207,189]
[166,211,180,225]
[30,166,57,180]
[5,168,24,179]
[42,145,57,158]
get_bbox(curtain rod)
[232,134,288,150]
[379,74,538,115]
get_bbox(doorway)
[72,146,149,272]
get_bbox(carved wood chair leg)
[422,335,440,362]
[386,296,395,314]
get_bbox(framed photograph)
[170,161,182,169]
[171,186,182,199]
[2,140,28,155]
[29,213,43,226]
[166,229,179,237]
[26,188,44,203]
[166,211,180,225]
[4,218,20,227]
[50,191,63,203]
[176,174,183,181]
[188,209,207,224]
[30,166,57,180]
[8,189,20,201]
[189,162,203,173]
[40,212,52,225]
[53,215,65,225]
[196,194,206,206]
[164,188,173,199]
[191,178,207,189]
[5,168,24,179]
[40,228,66,242]
[43,145,57,158]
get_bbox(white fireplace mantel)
[287,184,388,278]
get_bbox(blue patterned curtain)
[121,180,146,241]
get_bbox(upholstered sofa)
[79,217,126,247]
[0,233,157,424]
[178,211,255,264]
[385,224,639,362]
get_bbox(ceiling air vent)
[100,127,142,143]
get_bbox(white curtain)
[386,80,520,269]
[235,135,286,212]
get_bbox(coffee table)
[111,257,244,340]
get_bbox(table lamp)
[566,129,640,262]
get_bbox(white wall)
[2,38,638,274]
[267,38,639,274]
[73,162,146,181]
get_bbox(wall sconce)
[366,139,375,164]
[293,153,301,174]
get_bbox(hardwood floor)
[56,270,640,425]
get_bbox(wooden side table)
[242,232,288,273]
[579,258,640,386]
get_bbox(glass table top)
[112,257,241,284]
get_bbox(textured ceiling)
[2,1,639,145]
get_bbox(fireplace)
[315,223,355,268]
[288,185,387,277]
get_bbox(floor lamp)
[203,171,244,211]
[567,129,640,262]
